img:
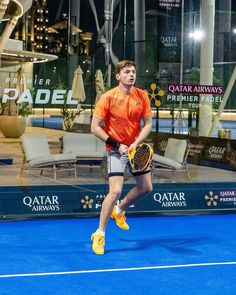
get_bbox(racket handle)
[128,147,135,159]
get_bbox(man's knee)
[137,182,153,195]
[144,183,153,194]
[108,189,122,202]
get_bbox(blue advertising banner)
[0,182,236,220]
[125,183,236,215]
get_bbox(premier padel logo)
[81,196,94,209]
[204,191,218,207]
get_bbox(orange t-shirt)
[93,86,151,149]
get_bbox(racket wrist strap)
[106,137,120,150]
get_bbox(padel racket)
[128,143,153,172]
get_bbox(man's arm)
[91,116,128,153]
[91,116,108,142]
[130,115,152,147]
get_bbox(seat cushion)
[63,132,106,158]
[152,154,183,169]
[63,133,97,153]
[22,135,51,161]
[164,138,187,163]
[28,153,76,166]
[74,150,105,158]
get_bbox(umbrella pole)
[90,57,95,120]
[107,64,112,88]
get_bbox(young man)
[91,60,153,255]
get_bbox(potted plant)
[0,99,31,138]
[61,103,81,131]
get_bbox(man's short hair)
[115,60,136,74]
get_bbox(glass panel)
[0,0,236,187]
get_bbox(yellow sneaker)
[91,232,105,255]
[111,207,129,230]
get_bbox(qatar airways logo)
[160,36,177,47]
[219,190,236,207]
[153,192,186,208]
[207,146,226,161]
[168,84,224,95]
[23,195,60,212]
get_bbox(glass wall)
[1,0,236,184]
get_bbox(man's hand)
[128,142,138,151]
[118,144,129,155]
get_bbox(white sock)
[96,229,105,236]
[115,205,124,214]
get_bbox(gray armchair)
[21,135,77,179]
[152,138,190,180]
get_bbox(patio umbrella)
[71,66,86,110]
[95,69,105,105]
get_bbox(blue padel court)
[0,214,236,295]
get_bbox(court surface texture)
[0,214,236,295]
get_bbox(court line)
[0,261,236,279]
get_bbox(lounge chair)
[61,132,107,176]
[62,132,106,160]
[21,135,77,179]
[152,138,190,180]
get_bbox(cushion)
[28,153,76,166]
[152,154,183,169]
[63,133,97,153]
[22,135,50,161]
[74,150,105,158]
[63,133,106,158]
[164,138,187,163]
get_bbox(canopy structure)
[1,47,58,66]
[0,1,57,66]
[0,0,33,56]
[0,0,32,22]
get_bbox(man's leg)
[98,176,124,231]
[91,176,124,255]
[92,151,128,254]
[118,172,153,211]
